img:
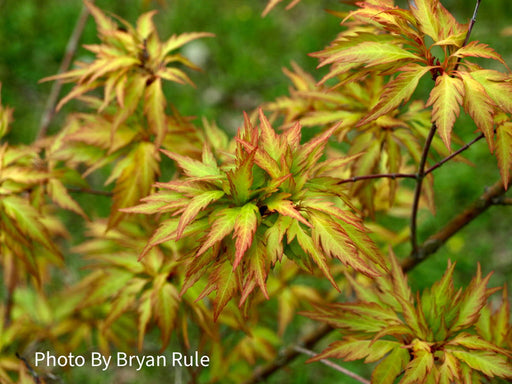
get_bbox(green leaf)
[196,208,240,256]
[450,266,495,332]
[470,70,512,115]
[162,148,221,180]
[452,350,512,378]
[319,41,420,68]
[309,210,379,277]
[459,71,496,152]
[176,190,225,239]
[372,347,410,384]
[211,260,238,321]
[308,339,400,363]
[410,0,439,41]
[233,203,259,268]
[108,142,160,229]
[400,350,434,384]
[427,72,464,149]
[145,78,167,148]
[266,193,311,227]
[358,65,433,126]
[153,281,179,350]
[495,121,512,189]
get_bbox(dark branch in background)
[402,176,511,272]
[293,346,371,384]
[16,353,41,384]
[410,123,437,258]
[37,1,93,139]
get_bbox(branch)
[402,176,511,272]
[410,123,437,257]
[425,133,485,175]
[293,346,371,384]
[16,352,41,384]
[241,323,333,384]
[37,1,93,139]
[491,196,512,205]
[337,172,416,185]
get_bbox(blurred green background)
[1,0,511,383]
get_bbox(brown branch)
[410,123,437,257]
[293,346,371,384]
[491,196,512,205]
[402,177,511,272]
[337,172,416,185]
[37,1,93,139]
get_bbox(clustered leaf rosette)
[124,109,385,319]
[304,253,512,384]
[41,0,213,149]
[41,1,212,229]
[308,0,512,187]
[265,63,446,215]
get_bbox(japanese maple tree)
[0,0,511,383]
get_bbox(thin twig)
[410,123,437,258]
[425,132,485,175]
[37,1,93,139]
[16,353,41,384]
[402,176,511,271]
[337,172,416,185]
[294,346,371,384]
[454,0,482,72]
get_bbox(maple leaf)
[358,65,433,126]
[427,72,464,149]
[409,0,440,42]
[108,142,160,229]
[458,71,496,151]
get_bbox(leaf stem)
[37,1,92,139]
[410,123,437,258]
[293,346,371,384]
